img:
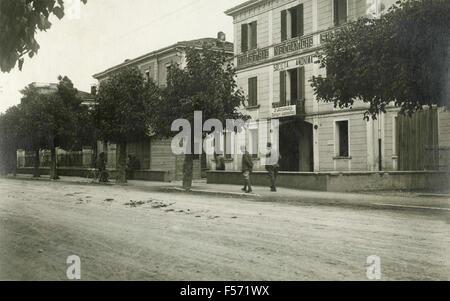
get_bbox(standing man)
[97,152,109,183]
[241,148,253,193]
[265,142,280,192]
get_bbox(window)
[280,67,305,107]
[334,0,347,26]
[241,21,257,52]
[248,77,258,107]
[281,4,304,42]
[336,120,349,157]
[249,128,259,159]
[144,68,151,82]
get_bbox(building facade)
[93,37,234,180]
[222,0,449,173]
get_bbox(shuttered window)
[296,4,304,37]
[336,121,349,157]
[241,21,258,52]
[250,21,257,50]
[280,71,286,106]
[298,67,305,101]
[241,24,248,52]
[281,4,304,41]
[248,77,258,107]
[334,0,347,26]
[281,10,287,41]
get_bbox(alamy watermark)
[66,255,81,280]
[366,255,382,280]
[171,111,280,165]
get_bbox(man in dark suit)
[241,148,253,193]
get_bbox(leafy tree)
[310,0,450,120]
[18,85,50,177]
[18,76,85,179]
[93,66,160,183]
[0,0,87,72]
[0,105,22,176]
[153,45,248,190]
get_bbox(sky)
[0,0,244,113]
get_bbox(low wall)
[16,168,171,183]
[207,171,450,192]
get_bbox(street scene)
[0,0,449,283]
[0,176,449,281]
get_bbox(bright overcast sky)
[0,0,243,113]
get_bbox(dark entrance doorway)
[279,118,313,172]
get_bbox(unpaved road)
[0,178,449,280]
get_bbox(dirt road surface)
[0,178,449,280]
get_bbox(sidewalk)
[4,174,450,211]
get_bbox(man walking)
[241,148,253,193]
[265,142,280,192]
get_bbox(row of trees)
[93,45,247,188]
[0,45,246,190]
[0,76,95,180]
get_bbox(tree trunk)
[33,149,40,178]
[50,143,59,180]
[11,146,17,177]
[117,142,127,184]
[182,154,194,190]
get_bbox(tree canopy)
[0,0,87,72]
[93,66,160,183]
[153,44,247,189]
[310,0,450,119]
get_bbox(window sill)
[223,158,234,162]
[333,156,352,160]
[246,105,260,110]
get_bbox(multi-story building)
[223,0,449,173]
[93,36,234,180]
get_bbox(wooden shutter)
[281,10,287,41]
[333,0,339,26]
[280,71,286,106]
[253,77,258,106]
[297,4,304,37]
[250,21,257,49]
[248,77,257,107]
[338,0,347,25]
[241,24,248,52]
[334,0,347,26]
[297,67,305,113]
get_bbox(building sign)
[273,54,315,71]
[274,36,314,56]
[237,48,269,67]
[320,28,344,44]
[296,54,315,66]
[273,61,289,71]
[272,105,297,118]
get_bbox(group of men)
[241,142,280,193]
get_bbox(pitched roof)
[93,37,234,80]
[225,0,264,16]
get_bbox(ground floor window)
[336,120,349,157]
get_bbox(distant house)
[17,82,95,169]
[92,35,234,181]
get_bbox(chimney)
[217,31,226,42]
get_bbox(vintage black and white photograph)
[0,0,449,286]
